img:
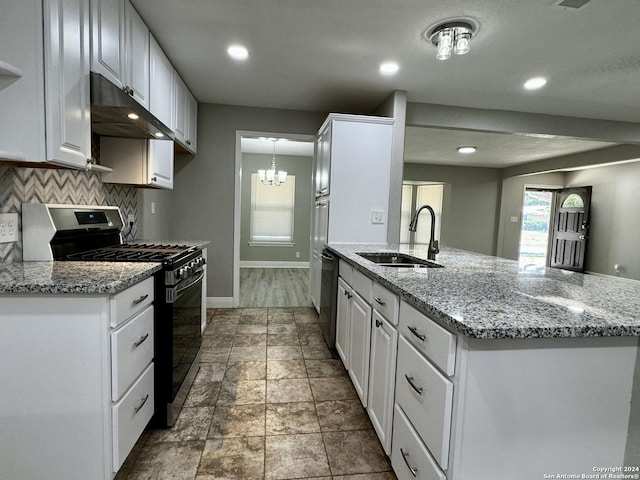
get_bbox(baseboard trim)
[240,261,310,269]
[206,297,234,308]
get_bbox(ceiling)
[130,0,640,167]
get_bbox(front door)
[550,187,592,272]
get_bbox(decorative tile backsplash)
[0,166,137,263]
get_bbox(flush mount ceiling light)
[457,146,477,154]
[524,77,548,90]
[227,44,249,61]
[379,62,399,75]
[425,19,478,61]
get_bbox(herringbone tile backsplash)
[0,166,137,263]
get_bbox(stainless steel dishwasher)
[319,248,339,348]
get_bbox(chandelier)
[426,20,476,61]
[258,138,287,186]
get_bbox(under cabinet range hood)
[90,72,174,141]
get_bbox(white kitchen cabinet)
[100,137,174,189]
[149,34,174,128]
[335,276,351,365]
[0,0,91,168]
[90,0,149,108]
[0,276,155,480]
[348,291,372,406]
[173,72,197,153]
[367,307,398,455]
[314,121,331,197]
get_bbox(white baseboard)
[239,261,310,268]
[206,297,234,308]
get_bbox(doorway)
[518,189,554,272]
[233,131,315,307]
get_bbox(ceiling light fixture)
[127,113,139,120]
[524,77,548,90]
[457,146,477,154]
[258,138,287,186]
[227,44,249,61]
[379,62,399,75]
[426,20,477,61]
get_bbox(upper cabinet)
[149,35,174,129]
[90,0,149,108]
[0,0,91,168]
[173,73,197,154]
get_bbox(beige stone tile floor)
[116,307,397,480]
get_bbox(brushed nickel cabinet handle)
[133,393,149,414]
[375,319,382,328]
[132,294,149,305]
[400,448,418,477]
[407,325,426,342]
[404,374,423,396]
[133,333,150,348]
[374,297,386,306]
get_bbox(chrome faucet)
[408,204,440,261]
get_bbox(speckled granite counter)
[327,244,640,339]
[0,261,161,295]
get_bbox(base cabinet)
[0,277,155,480]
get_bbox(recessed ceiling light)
[457,146,477,154]
[127,113,139,120]
[154,132,164,138]
[227,45,249,61]
[524,77,547,90]
[379,62,399,75]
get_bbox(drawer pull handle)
[400,448,418,477]
[375,319,382,328]
[132,294,149,305]
[133,333,150,348]
[407,325,426,342]
[374,296,386,306]
[133,394,149,414]
[405,374,423,396]
[347,292,353,299]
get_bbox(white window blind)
[250,173,296,245]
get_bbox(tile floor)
[116,307,397,480]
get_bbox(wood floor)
[239,268,311,308]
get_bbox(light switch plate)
[510,216,519,223]
[371,210,385,224]
[0,213,19,243]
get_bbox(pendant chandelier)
[258,138,287,186]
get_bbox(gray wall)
[169,103,326,298]
[240,153,313,263]
[402,163,502,256]
[565,161,640,280]
[137,188,173,240]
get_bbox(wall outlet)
[295,251,300,258]
[0,213,19,243]
[127,213,135,224]
[510,216,519,223]
[371,210,385,224]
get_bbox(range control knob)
[177,267,187,280]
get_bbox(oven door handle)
[166,270,204,303]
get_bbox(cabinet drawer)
[372,282,399,325]
[113,362,154,472]
[392,405,446,480]
[110,276,154,327]
[399,301,456,376]
[396,335,453,470]
[352,269,373,303]
[339,259,353,284]
[111,305,154,401]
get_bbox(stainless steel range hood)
[90,72,174,140]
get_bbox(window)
[249,174,296,245]
[400,183,444,244]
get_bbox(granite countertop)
[0,261,161,295]
[327,243,640,340]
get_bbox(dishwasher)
[319,248,339,348]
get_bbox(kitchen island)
[327,243,640,480]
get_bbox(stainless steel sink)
[357,252,443,268]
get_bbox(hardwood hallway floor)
[240,268,311,308]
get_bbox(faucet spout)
[408,204,440,261]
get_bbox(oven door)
[156,268,204,427]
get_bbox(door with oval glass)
[550,187,592,272]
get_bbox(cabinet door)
[348,291,372,407]
[90,0,125,87]
[124,0,149,108]
[148,139,174,189]
[149,35,174,128]
[367,310,398,454]
[43,0,91,168]
[173,74,187,144]
[315,121,331,196]
[335,277,350,366]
